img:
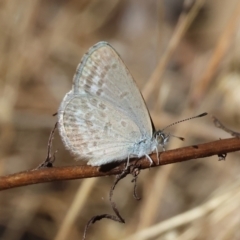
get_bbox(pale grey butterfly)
[58,41,207,166]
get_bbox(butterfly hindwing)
[58,94,141,165]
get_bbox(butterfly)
[58,41,207,166]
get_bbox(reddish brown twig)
[0,138,240,191]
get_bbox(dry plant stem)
[131,166,141,200]
[212,116,240,138]
[54,178,98,240]
[82,168,128,240]
[142,0,205,101]
[0,138,240,191]
[37,122,58,169]
[191,1,240,106]
[123,187,238,240]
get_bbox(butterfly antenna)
[162,112,208,131]
[169,133,185,141]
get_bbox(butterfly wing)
[73,42,153,137]
[58,42,153,165]
[58,93,141,165]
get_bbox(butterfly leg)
[155,147,159,165]
[125,154,131,170]
[145,154,153,167]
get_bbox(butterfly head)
[152,112,208,151]
[153,130,170,150]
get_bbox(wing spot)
[121,121,127,128]
[89,129,97,135]
[81,103,90,110]
[81,99,87,104]
[104,66,110,72]
[90,98,98,106]
[99,103,106,110]
[80,142,88,148]
[86,74,95,82]
[100,72,106,79]
[120,91,128,98]
[96,89,103,96]
[97,79,104,87]
[104,122,112,132]
[85,120,93,127]
[85,112,93,119]
[84,84,91,90]
[99,111,106,118]
[112,63,117,69]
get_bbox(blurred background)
[0,0,240,239]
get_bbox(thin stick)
[36,122,58,169]
[1,138,240,191]
[82,169,127,240]
[142,0,205,101]
[212,116,240,138]
[82,163,142,240]
[191,1,240,106]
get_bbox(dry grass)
[0,0,240,240]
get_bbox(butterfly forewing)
[73,42,152,137]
